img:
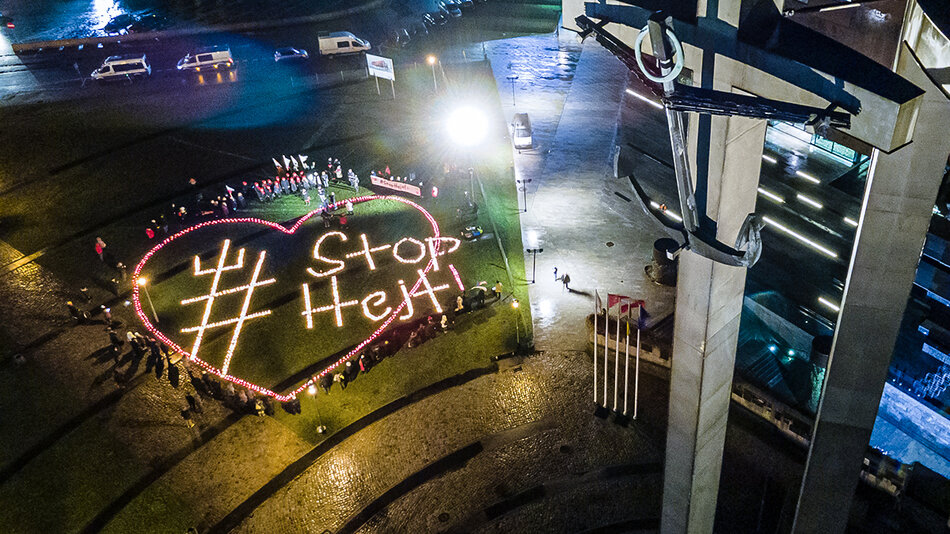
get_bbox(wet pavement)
[486,33,676,352]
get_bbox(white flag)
[283,155,291,169]
[290,156,299,170]
[299,154,309,165]
[272,157,282,170]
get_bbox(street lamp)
[505,74,518,106]
[138,277,159,324]
[516,178,532,213]
[511,298,521,347]
[525,248,543,283]
[427,55,438,91]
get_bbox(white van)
[177,46,234,73]
[317,32,371,56]
[91,54,151,83]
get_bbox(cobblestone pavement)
[234,350,663,533]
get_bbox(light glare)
[446,107,488,147]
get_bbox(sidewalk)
[485,33,676,352]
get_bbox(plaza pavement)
[486,33,676,353]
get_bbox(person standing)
[561,273,571,291]
[320,372,333,394]
[553,266,558,281]
[95,237,107,262]
[328,192,336,207]
[302,188,311,206]
[493,280,503,297]
[346,200,354,215]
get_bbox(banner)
[366,54,395,81]
[607,294,642,317]
[370,174,421,197]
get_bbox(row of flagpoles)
[593,291,643,418]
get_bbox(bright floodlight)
[137,277,148,286]
[427,55,437,65]
[446,106,487,147]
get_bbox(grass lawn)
[138,191,499,395]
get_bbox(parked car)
[91,54,151,83]
[128,14,168,33]
[177,45,234,72]
[407,21,429,41]
[387,28,412,49]
[511,112,533,149]
[423,11,448,28]
[439,0,462,18]
[103,14,135,34]
[274,47,309,62]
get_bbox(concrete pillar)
[661,109,767,532]
[792,44,950,533]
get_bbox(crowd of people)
[67,153,507,422]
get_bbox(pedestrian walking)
[101,305,113,326]
[328,192,336,206]
[346,200,354,215]
[338,214,348,229]
[320,372,333,394]
[561,273,571,291]
[553,266,558,281]
[456,295,464,312]
[322,171,330,189]
[116,262,128,282]
[302,188,311,206]
[321,210,332,228]
[493,280,503,297]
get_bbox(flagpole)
[593,290,598,405]
[375,75,380,95]
[634,305,641,420]
[613,306,620,411]
[604,307,610,410]
[624,306,630,415]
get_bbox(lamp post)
[511,298,521,347]
[427,55,438,91]
[516,178,532,213]
[525,248,543,283]
[137,277,159,324]
[505,74,518,106]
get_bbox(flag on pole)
[290,156,300,170]
[272,158,282,171]
[282,155,291,169]
[593,290,602,405]
[225,185,235,195]
[299,154,309,165]
[608,294,645,318]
